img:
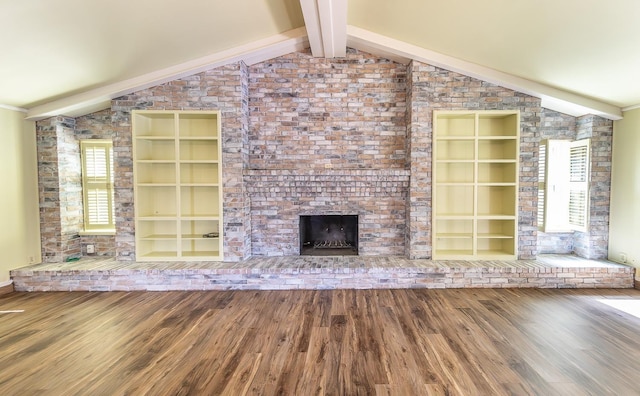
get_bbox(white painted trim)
[622,103,640,112]
[26,28,309,120]
[300,0,347,58]
[300,0,324,57]
[318,0,347,58]
[347,26,623,120]
[0,104,27,113]
[0,280,13,288]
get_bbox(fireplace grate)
[313,240,353,249]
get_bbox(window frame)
[79,139,116,234]
[538,138,590,233]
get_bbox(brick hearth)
[11,255,633,292]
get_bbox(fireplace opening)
[300,215,358,256]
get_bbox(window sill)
[79,230,116,236]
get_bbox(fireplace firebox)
[300,215,358,256]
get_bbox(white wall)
[0,108,41,284]
[609,108,640,268]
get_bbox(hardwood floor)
[1,288,640,395]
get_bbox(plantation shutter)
[81,140,115,231]
[537,141,547,230]
[568,139,590,231]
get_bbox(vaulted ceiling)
[2,0,639,120]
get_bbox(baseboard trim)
[0,281,14,295]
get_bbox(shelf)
[179,137,218,141]
[477,234,514,239]
[139,251,179,258]
[477,186,516,217]
[138,234,178,240]
[478,139,518,161]
[135,136,175,140]
[433,110,519,260]
[179,113,218,138]
[135,140,176,161]
[435,185,474,217]
[435,139,475,161]
[432,250,474,257]
[180,162,219,184]
[181,251,221,258]
[133,112,175,138]
[133,110,223,261]
[478,113,518,137]
[137,215,178,220]
[435,113,475,137]
[179,140,219,161]
[137,183,177,187]
[435,162,474,183]
[434,233,473,239]
[478,162,517,184]
[181,234,219,240]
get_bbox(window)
[568,140,590,231]
[538,139,590,232]
[80,140,115,233]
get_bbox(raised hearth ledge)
[10,255,634,292]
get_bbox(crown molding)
[0,104,28,113]
[622,104,640,112]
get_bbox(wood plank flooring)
[1,288,640,395]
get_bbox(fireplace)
[300,215,358,256]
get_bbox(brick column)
[574,115,613,259]
[36,116,82,262]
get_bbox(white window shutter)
[537,141,546,230]
[81,141,115,231]
[568,139,590,232]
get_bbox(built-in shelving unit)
[133,110,223,261]
[433,110,519,260]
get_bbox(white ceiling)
[2,0,638,120]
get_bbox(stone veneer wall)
[110,64,250,261]
[407,61,541,259]
[249,49,407,170]
[574,115,613,259]
[246,49,409,256]
[36,116,82,262]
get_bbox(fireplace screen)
[300,215,358,256]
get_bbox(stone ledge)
[12,266,634,292]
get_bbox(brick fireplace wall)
[34,48,614,262]
[246,49,409,256]
[246,169,409,256]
